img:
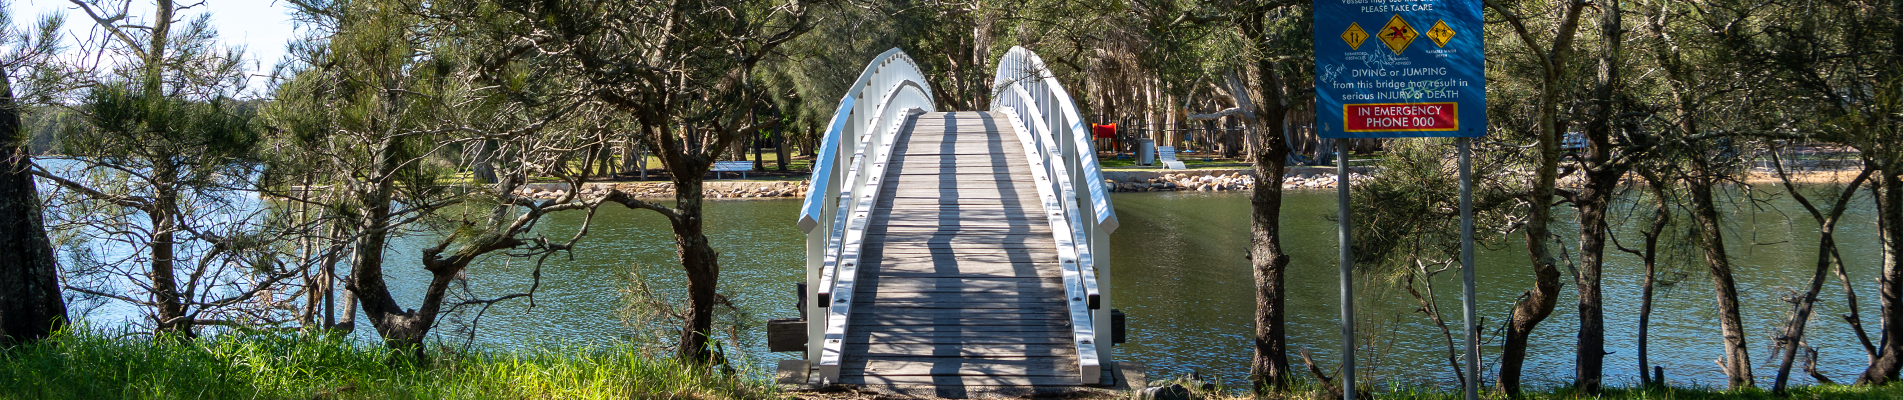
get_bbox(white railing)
[797,48,935,380]
[990,46,1120,384]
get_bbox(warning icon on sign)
[1426,20,1455,48]
[1377,15,1417,55]
[1341,22,1368,51]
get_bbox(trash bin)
[1137,138,1155,166]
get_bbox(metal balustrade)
[798,48,935,380]
[990,46,1120,383]
[796,46,1117,386]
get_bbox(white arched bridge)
[790,47,1121,390]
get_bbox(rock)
[1144,384,1192,400]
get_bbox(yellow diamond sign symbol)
[1341,22,1368,51]
[1377,15,1418,55]
[1426,20,1456,48]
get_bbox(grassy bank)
[1145,377,1903,400]
[11,330,1903,400]
[0,329,779,400]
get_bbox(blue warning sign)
[1315,0,1485,138]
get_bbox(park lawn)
[0,329,781,400]
[434,152,816,185]
[1158,378,1903,400]
[10,330,1903,400]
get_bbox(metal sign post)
[1336,139,1355,400]
[1459,137,1478,400]
[1314,0,1486,396]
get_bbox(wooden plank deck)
[841,111,1081,387]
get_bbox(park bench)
[1562,132,1586,152]
[1157,146,1186,170]
[712,160,752,179]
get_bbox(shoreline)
[287,166,1863,201]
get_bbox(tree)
[1630,0,1775,386]
[1483,0,1589,392]
[1765,148,1870,392]
[1561,0,1637,391]
[38,0,276,336]
[0,2,65,344]
[270,0,608,351]
[455,0,813,361]
[1729,0,1903,384]
[1229,4,1307,391]
[1347,138,1518,390]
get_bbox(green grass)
[0,329,781,400]
[1099,157,1249,170]
[19,328,1903,400]
[1140,373,1903,400]
[1351,384,1903,400]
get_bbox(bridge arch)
[797,46,1118,389]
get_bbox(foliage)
[34,0,283,335]
[0,328,781,400]
[1347,138,1517,276]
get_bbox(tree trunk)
[1497,66,1566,398]
[752,133,765,172]
[620,138,638,175]
[472,139,499,184]
[1247,99,1293,393]
[1860,172,1903,384]
[970,10,992,109]
[149,170,189,335]
[1770,165,1869,393]
[774,128,789,171]
[671,173,721,361]
[801,125,817,157]
[1776,225,1844,392]
[1571,0,1624,391]
[0,68,66,344]
[1635,170,1670,387]
[1489,0,1588,392]
[598,143,615,177]
[1688,158,1755,389]
[1237,12,1293,392]
[1573,172,1616,393]
[347,138,429,350]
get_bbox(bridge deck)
[840,111,1081,387]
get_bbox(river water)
[65,186,1889,390]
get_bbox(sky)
[19,0,301,95]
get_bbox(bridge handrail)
[800,48,935,381]
[990,48,1119,233]
[799,48,933,232]
[996,105,1102,384]
[998,90,1100,310]
[991,46,1115,384]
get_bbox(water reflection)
[61,185,1888,390]
[1110,190,1883,389]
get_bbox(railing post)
[1092,224,1111,367]
[806,168,835,366]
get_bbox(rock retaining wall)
[508,165,1380,199]
[1101,166,1373,192]
[514,180,810,200]
[1104,171,1369,192]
